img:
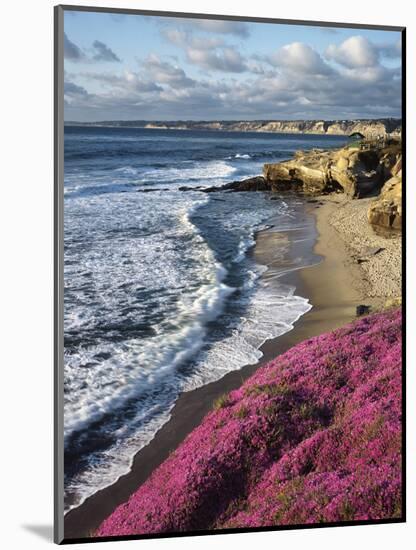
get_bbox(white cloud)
[325,36,378,68]
[186,46,248,73]
[65,36,401,121]
[270,42,333,75]
[80,71,162,92]
[163,28,248,73]
[142,54,196,88]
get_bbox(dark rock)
[137,187,168,193]
[356,305,371,317]
[202,176,269,193]
[178,186,204,191]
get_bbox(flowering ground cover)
[97,308,402,536]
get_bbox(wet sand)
[64,197,369,540]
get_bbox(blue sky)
[64,10,402,121]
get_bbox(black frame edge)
[54,4,65,545]
[58,4,405,32]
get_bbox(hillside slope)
[97,308,402,536]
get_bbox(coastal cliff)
[65,118,402,138]
[209,141,402,232]
[262,142,401,198]
[264,143,402,230]
[367,158,402,230]
[96,308,402,536]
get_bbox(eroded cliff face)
[367,156,402,230]
[148,119,401,137]
[71,119,402,138]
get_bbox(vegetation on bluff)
[97,308,402,536]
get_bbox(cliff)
[262,141,401,199]
[65,118,402,138]
[96,308,402,536]
[367,155,402,230]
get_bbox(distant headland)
[64,118,402,138]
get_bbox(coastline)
[64,193,391,540]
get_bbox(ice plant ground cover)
[97,308,402,536]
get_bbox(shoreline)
[64,195,372,540]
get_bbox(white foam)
[63,156,314,513]
[142,160,237,187]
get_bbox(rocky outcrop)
[264,149,334,195]
[67,119,402,138]
[367,169,402,230]
[263,143,401,198]
[202,176,269,193]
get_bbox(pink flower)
[96,308,402,536]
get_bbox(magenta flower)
[96,308,402,536]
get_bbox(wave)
[64,193,243,511]
[64,198,234,442]
[225,151,290,161]
[142,160,237,186]
[63,129,318,514]
[64,181,144,198]
[64,160,238,198]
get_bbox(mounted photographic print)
[54,4,405,544]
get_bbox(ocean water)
[63,127,348,511]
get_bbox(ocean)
[63,126,348,511]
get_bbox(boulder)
[367,173,402,230]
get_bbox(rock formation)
[263,143,401,198]
[66,118,402,138]
[367,166,402,230]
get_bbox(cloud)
[325,36,378,68]
[270,42,333,76]
[81,71,162,92]
[64,34,121,63]
[178,18,250,37]
[163,29,224,50]
[64,37,401,122]
[92,40,121,62]
[320,27,340,35]
[142,54,196,88]
[377,38,402,59]
[64,33,84,61]
[64,80,89,96]
[186,46,248,73]
[163,28,248,73]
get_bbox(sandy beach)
[64,193,401,540]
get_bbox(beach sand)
[64,193,401,540]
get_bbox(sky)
[63,10,402,122]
